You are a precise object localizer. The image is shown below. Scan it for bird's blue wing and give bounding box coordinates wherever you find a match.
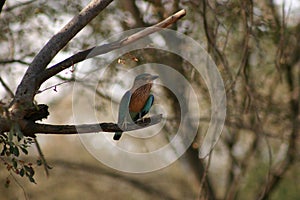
[117,90,132,124]
[114,91,131,140]
[141,94,154,117]
[133,94,154,121]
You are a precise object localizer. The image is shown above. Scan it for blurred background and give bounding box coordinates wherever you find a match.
[0,0,299,199]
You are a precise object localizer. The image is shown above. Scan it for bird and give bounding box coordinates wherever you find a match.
[113,73,159,140]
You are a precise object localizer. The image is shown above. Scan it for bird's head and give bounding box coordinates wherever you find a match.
[134,73,158,83]
[132,73,159,89]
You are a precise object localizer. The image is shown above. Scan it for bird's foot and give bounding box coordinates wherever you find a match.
[136,117,147,124]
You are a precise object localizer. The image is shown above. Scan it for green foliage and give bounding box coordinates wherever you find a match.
[239,160,269,199]
[0,124,38,186]
[270,164,300,200]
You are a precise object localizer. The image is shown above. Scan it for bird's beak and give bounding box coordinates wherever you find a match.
[150,75,159,80]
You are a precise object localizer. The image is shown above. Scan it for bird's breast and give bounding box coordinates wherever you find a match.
[129,84,151,112]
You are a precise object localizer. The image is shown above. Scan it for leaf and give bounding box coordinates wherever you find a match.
[36,159,42,166]
[12,146,20,157]
[12,158,17,169]
[20,147,28,155]
[9,144,14,154]
[28,176,36,184]
[20,168,25,177]
[0,145,7,156]
[24,166,34,176]
[24,165,36,184]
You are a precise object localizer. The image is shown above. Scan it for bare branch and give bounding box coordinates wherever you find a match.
[2,0,36,12]
[226,0,252,92]
[34,138,51,177]
[202,0,232,81]
[0,59,30,65]
[38,9,186,85]
[53,74,119,105]
[22,114,163,136]
[12,0,114,108]
[120,0,146,28]
[8,172,28,200]
[0,76,14,98]
[36,80,70,94]
[0,0,6,14]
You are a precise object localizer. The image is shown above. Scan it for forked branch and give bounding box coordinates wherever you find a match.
[38,9,186,85]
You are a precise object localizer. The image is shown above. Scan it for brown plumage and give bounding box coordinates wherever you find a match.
[129,83,152,112]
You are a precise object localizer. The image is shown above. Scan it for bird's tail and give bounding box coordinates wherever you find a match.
[113,132,122,140]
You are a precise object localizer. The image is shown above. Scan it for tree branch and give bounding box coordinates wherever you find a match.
[120,0,146,28]
[21,114,162,136]
[38,9,186,86]
[0,76,14,98]
[0,0,6,14]
[0,59,30,65]
[12,0,114,108]
[202,0,232,81]
[2,0,35,12]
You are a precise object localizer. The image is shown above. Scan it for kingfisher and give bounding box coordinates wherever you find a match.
[113,73,159,140]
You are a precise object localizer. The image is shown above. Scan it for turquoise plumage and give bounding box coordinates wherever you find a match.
[113,73,158,140]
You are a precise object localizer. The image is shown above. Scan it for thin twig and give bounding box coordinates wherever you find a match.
[202,0,232,82]
[34,138,51,177]
[226,0,252,92]
[2,0,36,12]
[38,9,186,85]
[198,153,212,200]
[9,173,29,200]
[0,76,14,98]
[0,59,30,65]
[12,0,114,106]
[55,75,119,104]
[36,80,70,94]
